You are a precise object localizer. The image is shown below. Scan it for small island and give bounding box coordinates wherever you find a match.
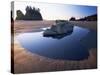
[43,20,73,36]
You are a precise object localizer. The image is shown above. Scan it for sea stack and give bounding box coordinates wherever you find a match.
[43,20,73,36]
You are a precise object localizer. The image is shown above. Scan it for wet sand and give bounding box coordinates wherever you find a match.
[12,20,97,74]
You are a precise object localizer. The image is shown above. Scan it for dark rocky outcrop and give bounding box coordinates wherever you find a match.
[43,20,73,36]
[69,14,97,21]
[78,14,97,21]
[69,17,76,21]
[16,6,43,20]
[16,10,24,20]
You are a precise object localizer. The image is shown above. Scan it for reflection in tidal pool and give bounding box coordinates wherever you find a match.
[16,26,97,60]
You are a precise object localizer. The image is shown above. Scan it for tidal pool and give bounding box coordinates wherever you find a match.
[16,26,97,60]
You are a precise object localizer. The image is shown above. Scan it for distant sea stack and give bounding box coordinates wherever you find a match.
[77,14,97,21]
[16,6,43,20]
[69,14,97,21]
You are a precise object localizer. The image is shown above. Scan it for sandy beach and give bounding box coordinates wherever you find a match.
[12,20,97,74]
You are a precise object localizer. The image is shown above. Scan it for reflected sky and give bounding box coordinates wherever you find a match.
[14,1,97,20]
[16,26,97,60]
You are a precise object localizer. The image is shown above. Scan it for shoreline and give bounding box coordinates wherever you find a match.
[12,20,97,73]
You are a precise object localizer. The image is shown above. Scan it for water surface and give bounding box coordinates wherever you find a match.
[16,26,97,60]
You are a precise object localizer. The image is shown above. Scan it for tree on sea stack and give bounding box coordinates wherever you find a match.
[69,17,76,21]
[16,10,24,20]
[16,6,43,20]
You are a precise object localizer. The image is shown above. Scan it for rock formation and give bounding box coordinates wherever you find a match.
[16,6,43,20]
[43,20,73,36]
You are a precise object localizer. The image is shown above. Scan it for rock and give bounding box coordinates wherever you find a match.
[43,21,73,36]
[43,31,73,39]
[43,29,57,36]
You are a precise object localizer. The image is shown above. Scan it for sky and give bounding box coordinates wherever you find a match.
[13,1,97,20]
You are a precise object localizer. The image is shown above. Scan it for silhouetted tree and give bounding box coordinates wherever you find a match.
[77,14,97,21]
[16,10,24,20]
[69,17,76,21]
[16,6,43,20]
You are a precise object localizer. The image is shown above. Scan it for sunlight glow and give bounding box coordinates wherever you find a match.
[14,1,97,20]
